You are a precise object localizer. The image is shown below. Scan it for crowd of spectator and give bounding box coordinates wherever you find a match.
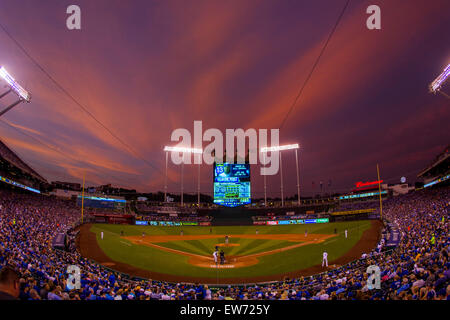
[0,186,448,300]
[252,214,312,222]
[137,214,212,223]
[136,203,198,214]
[335,199,380,212]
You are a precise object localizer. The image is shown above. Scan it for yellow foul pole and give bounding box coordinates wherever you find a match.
[81,173,85,223]
[376,164,383,220]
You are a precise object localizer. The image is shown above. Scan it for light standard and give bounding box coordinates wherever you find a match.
[429,63,450,99]
[163,146,203,207]
[0,66,31,117]
[261,144,300,207]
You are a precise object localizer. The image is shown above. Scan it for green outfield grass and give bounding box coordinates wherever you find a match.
[90,221,372,280]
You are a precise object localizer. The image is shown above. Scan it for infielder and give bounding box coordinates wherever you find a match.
[322,251,328,267]
[345,229,348,239]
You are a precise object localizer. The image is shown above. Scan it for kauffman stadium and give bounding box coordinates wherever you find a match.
[0,0,449,310]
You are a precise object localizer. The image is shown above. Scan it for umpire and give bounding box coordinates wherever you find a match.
[219,250,225,265]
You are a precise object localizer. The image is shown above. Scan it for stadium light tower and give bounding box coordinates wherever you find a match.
[261,143,300,207]
[429,63,450,99]
[0,66,31,117]
[163,146,203,207]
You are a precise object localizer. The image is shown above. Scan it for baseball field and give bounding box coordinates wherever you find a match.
[77,220,382,284]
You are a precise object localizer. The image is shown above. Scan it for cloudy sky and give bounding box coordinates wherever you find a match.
[0,0,449,198]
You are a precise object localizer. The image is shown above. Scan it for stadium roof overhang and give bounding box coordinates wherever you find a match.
[0,138,47,184]
[417,148,450,179]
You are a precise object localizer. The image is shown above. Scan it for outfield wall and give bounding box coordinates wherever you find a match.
[253,218,329,225]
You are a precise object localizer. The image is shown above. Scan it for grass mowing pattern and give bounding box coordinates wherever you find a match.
[156,238,294,256]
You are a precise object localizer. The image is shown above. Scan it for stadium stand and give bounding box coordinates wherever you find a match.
[0,135,448,300]
[0,184,448,300]
[418,145,450,183]
[0,140,46,186]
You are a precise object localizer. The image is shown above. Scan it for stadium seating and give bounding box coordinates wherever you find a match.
[0,186,448,300]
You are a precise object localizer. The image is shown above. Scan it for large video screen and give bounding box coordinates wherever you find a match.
[76,196,126,209]
[213,163,250,207]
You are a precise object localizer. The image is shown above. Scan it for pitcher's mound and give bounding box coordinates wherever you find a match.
[216,243,240,247]
[188,256,258,268]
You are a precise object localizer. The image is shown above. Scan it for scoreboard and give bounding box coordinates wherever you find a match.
[213,163,250,207]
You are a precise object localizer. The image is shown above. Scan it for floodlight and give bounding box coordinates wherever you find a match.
[164,146,203,154]
[163,145,203,207]
[0,66,31,102]
[260,143,299,153]
[260,142,301,208]
[429,64,450,93]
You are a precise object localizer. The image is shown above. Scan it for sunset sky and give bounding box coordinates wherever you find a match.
[0,0,449,198]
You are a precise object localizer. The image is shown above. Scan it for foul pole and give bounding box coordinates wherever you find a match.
[376,164,383,220]
[81,173,85,223]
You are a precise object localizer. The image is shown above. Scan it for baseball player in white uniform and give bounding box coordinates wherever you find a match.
[322,251,328,267]
[101,231,104,240]
[345,229,348,239]
[213,250,218,264]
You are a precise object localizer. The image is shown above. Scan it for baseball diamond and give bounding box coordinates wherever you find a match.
[0,0,448,307]
[77,220,382,284]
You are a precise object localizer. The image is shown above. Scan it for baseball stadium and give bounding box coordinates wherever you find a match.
[0,0,449,304]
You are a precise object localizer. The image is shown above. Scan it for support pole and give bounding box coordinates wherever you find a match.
[377,164,383,220]
[164,151,168,202]
[280,151,284,207]
[0,89,12,99]
[295,148,300,206]
[181,161,184,207]
[197,154,201,207]
[438,90,450,99]
[263,152,267,207]
[0,99,23,117]
[81,173,85,223]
